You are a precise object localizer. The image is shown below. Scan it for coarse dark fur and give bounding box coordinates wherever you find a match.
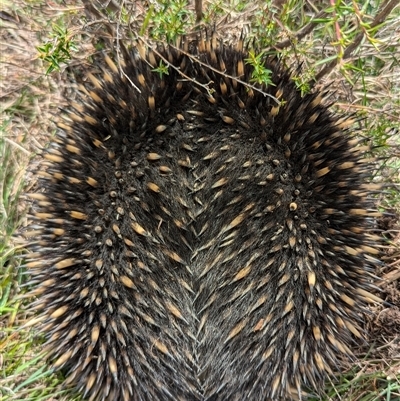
[25,33,382,400]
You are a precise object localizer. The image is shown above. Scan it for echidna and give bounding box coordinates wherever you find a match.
[25,33,382,401]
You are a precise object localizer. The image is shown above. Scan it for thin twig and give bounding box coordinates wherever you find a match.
[131,35,280,102]
[115,0,142,93]
[4,137,31,155]
[137,37,217,96]
[273,10,329,50]
[166,41,280,103]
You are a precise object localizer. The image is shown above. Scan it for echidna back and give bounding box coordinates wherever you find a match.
[26,35,381,401]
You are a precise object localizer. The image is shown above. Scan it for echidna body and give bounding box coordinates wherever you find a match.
[26,34,381,400]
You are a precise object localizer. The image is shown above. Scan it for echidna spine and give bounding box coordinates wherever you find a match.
[25,34,382,401]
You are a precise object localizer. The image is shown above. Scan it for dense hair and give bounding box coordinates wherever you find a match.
[26,34,381,400]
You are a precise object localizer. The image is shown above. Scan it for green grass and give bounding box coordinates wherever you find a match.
[1,0,399,400]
